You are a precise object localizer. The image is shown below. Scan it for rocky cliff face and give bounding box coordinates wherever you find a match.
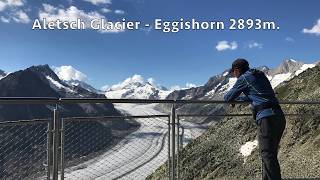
[148,65,320,179]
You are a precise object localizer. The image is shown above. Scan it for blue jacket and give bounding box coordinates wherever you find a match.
[224,69,280,121]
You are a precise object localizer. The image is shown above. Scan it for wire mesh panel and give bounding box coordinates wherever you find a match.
[177,117,210,149]
[0,120,50,180]
[62,116,170,180]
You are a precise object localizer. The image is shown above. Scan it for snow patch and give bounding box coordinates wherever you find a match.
[223,71,229,76]
[219,77,237,93]
[240,140,258,159]
[295,64,316,76]
[205,82,221,97]
[158,90,172,99]
[268,63,315,88]
[270,73,292,88]
[46,76,75,93]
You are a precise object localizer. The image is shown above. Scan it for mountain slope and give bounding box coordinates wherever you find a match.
[66,79,103,94]
[165,59,315,102]
[155,59,317,123]
[266,59,316,88]
[0,65,140,179]
[0,65,120,120]
[148,64,320,179]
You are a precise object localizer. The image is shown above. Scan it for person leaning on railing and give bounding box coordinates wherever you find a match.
[224,58,286,180]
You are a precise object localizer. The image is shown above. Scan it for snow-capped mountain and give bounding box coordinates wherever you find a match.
[104,75,172,99]
[266,59,316,88]
[166,59,317,101]
[0,65,121,121]
[52,65,103,94]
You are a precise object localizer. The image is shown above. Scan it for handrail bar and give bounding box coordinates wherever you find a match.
[0,118,51,126]
[1,97,320,105]
[178,113,320,118]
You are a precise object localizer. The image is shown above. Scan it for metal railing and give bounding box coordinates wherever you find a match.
[0,97,320,180]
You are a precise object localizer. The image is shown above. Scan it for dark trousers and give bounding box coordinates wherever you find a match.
[258,113,286,180]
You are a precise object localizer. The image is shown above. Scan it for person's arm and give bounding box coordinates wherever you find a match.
[224,77,248,102]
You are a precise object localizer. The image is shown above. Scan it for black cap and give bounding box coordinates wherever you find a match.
[229,58,250,73]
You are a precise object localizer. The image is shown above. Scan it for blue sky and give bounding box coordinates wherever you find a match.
[0,0,319,89]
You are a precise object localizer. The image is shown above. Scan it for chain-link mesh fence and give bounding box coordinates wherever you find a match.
[0,99,319,180]
[61,116,170,180]
[0,120,50,180]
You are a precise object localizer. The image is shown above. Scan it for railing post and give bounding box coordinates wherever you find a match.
[171,103,176,180]
[177,116,180,180]
[168,116,171,180]
[180,126,184,150]
[53,106,60,180]
[60,118,65,180]
[46,120,53,180]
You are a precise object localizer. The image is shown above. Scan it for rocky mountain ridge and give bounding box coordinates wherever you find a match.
[148,63,320,179]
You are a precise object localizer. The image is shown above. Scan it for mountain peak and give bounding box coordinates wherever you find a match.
[28,64,51,72]
[269,59,304,76]
[27,64,61,82]
[105,74,171,99]
[285,59,297,63]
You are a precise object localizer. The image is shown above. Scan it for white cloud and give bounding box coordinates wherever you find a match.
[0,16,10,23]
[114,9,125,15]
[83,0,112,5]
[0,0,29,24]
[7,0,24,6]
[52,65,88,82]
[42,3,57,13]
[170,85,181,91]
[101,84,110,91]
[147,77,156,86]
[186,83,196,88]
[39,4,102,24]
[170,83,197,91]
[248,41,263,49]
[285,37,295,42]
[303,19,320,36]
[39,4,124,33]
[109,74,145,90]
[101,8,111,13]
[0,0,24,11]
[0,2,6,11]
[0,10,30,24]
[215,41,238,51]
[12,10,30,23]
